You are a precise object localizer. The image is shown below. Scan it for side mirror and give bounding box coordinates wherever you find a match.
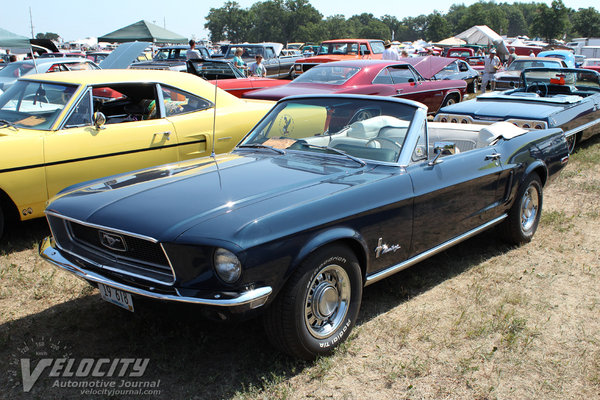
[428,141,457,166]
[93,111,106,129]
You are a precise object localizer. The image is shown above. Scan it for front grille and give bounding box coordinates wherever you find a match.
[69,222,168,266]
[48,216,176,284]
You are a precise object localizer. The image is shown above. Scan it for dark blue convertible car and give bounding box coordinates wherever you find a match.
[435,68,600,153]
[40,95,569,359]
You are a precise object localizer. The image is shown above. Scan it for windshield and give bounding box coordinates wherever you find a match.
[292,65,360,85]
[0,63,35,78]
[239,97,417,163]
[225,46,265,58]
[153,48,185,61]
[523,69,600,90]
[0,80,78,130]
[188,60,244,79]
[508,60,560,71]
[318,43,360,55]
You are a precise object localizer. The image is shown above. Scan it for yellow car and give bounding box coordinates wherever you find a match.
[0,69,273,237]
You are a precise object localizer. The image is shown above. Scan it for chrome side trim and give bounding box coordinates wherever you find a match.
[40,237,272,307]
[365,214,507,286]
[45,211,159,243]
[563,118,600,138]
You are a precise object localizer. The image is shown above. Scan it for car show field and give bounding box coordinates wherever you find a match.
[2,1,600,397]
[0,133,598,399]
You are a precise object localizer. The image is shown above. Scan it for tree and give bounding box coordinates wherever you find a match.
[531,0,571,41]
[323,15,355,39]
[503,6,528,37]
[204,1,251,43]
[282,0,322,42]
[571,7,600,37]
[381,15,405,41]
[347,13,389,39]
[36,32,60,41]
[425,12,451,42]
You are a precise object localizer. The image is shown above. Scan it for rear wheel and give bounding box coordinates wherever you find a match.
[501,174,543,245]
[566,134,576,154]
[263,244,362,360]
[441,94,459,108]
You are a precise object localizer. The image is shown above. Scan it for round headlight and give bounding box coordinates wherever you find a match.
[522,123,530,129]
[440,117,447,123]
[214,248,241,283]
[534,124,543,130]
[450,118,458,123]
[461,118,469,124]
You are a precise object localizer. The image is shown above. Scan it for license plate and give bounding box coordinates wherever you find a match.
[98,283,134,312]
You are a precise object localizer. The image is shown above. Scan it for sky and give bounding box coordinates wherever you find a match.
[1,0,598,42]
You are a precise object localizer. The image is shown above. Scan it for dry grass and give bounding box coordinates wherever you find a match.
[0,135,599,400]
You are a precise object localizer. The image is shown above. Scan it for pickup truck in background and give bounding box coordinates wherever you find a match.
[223,43,303,79]
[291,39,385,77]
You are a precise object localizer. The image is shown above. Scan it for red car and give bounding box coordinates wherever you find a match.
[243,60,466,113]
[187,58,289,98]
[582,58,600,73]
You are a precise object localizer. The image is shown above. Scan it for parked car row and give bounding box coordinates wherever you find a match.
[1,39,598,361]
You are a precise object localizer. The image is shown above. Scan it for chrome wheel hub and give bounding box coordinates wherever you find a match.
[304,264,351,339]
[520,186,539,232]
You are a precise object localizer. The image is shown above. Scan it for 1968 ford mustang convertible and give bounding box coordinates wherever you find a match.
[434,67,600,153]
[40,95,569,359]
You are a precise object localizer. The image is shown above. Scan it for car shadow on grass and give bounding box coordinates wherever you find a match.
[0,229,514,400]
[0,219,50,254]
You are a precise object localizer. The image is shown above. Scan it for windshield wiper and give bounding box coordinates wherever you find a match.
[301,144,366,167]
[0,119,18,130]
[237,143,286,154]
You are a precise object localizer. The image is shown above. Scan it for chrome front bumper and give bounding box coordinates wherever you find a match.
[39,236,272,308]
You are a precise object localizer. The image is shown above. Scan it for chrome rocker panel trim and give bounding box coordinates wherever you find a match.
[40,236,272,308]
[365,214,507,286]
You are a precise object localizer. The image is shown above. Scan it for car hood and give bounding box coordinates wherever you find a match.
[243,83,340,100]
[439,95,568,120]
[47,152,393,246]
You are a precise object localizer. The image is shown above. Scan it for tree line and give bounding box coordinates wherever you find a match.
[204,0,600,44]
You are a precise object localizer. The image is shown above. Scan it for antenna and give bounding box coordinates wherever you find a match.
[211,76,217,158]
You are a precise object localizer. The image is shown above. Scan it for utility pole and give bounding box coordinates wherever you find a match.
[29,7,34,38]
[163,17,166,29]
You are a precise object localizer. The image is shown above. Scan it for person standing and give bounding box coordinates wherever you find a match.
[382,40,399,61]
[508,47,517,66]
[249,55,267,77]
[232,48,246,71]
[186,40,202,60]
[481,48,501,93]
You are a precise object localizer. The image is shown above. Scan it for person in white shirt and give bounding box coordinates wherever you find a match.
[186,40,202,60]
[382,40,399,61]
[481,48,501,93]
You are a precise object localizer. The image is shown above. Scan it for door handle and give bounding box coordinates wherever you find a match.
[153,131,171,140]
[485,153,501,160]
[396,89,403,94]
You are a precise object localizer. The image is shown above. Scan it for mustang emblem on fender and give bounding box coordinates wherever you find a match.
[375,238,401,258]
[99,231,127,252]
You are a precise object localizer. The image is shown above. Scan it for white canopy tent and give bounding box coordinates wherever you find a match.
[455,25,509,57]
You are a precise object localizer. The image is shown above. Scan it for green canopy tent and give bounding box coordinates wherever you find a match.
[0,27,30,48]
[98,20,187,44]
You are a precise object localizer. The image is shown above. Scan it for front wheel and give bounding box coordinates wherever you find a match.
[263,244,363,360]
[501,174,543,245]
[0,206,4,240]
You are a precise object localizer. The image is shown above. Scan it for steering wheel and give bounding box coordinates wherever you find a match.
[349,108,379,124]
[366,137,402,152]
[526,82,548,97]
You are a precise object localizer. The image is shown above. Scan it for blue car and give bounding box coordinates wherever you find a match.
[435,67,600,153]
[40,95,569,359]
[537,50,576,68]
